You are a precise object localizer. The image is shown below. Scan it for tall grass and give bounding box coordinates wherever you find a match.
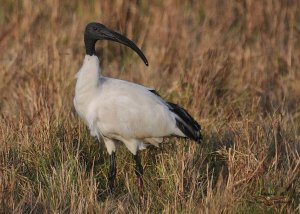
[0,0,299,213]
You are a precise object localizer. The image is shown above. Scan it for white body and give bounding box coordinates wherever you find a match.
[74,55,184,155]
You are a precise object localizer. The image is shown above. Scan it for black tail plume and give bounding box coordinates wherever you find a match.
[167,102,202,142]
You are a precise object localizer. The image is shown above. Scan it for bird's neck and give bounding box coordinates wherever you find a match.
[75,55,101,99]
[84,36,96,56]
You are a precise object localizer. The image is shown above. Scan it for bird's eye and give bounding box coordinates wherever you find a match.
[93,27,97,31]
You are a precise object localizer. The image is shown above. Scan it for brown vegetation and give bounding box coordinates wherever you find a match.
[0,0,299,213]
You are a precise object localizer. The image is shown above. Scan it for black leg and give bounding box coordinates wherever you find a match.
[108,152,116,192]
[134,152,146,205]
[133,152,144,191]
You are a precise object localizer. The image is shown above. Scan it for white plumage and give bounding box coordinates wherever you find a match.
[74,55,185,155]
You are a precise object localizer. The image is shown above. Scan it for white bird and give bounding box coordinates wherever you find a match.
[74,22,202,190]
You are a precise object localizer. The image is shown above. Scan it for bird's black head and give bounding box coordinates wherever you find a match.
[84,22,148,66]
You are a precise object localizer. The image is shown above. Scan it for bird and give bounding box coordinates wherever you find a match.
[74,22,202,191]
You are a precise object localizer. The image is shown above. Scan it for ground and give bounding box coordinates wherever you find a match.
[0,0,299,213]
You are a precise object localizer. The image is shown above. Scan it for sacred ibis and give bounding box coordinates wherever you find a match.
[74,22,202,190]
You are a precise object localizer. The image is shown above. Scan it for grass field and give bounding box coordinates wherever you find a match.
[0,0,300,213]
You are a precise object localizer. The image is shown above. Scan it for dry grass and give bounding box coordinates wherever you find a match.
[0,0,300,213]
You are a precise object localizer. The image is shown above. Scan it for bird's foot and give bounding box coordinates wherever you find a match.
[137,176,144,192]
[137,176,146,206]
[107,180,115,195]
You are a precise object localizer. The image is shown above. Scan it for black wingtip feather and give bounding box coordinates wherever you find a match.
[168,102,202,143]
[149,89,161,97]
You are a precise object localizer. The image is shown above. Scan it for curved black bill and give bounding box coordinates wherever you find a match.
[100,27,148,66]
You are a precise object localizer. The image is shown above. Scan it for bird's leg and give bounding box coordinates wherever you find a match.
[133,152,144,192]
[108,152,116,193]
